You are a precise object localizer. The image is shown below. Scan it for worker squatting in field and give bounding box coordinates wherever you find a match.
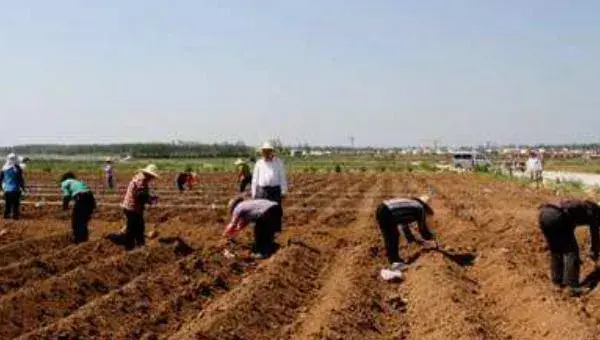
[224,196,283,259]
[119,164,160,250]
[60,172,96,243]
[538,199,600,296]
[376,195,438,276]
[1,153,27,220]
[176,167,197,193]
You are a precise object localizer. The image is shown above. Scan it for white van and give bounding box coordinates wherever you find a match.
[452,151,492,170]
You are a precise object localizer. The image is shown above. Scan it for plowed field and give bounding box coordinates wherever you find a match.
[1,172,600,340]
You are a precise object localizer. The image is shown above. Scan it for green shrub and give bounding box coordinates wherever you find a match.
[334,164,342,173]
[419,162,435,172]
[474,164,491,173]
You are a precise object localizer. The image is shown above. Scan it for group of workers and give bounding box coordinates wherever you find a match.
[2,146,600,297]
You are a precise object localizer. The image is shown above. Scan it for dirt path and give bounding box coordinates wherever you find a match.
[287,175,385,339]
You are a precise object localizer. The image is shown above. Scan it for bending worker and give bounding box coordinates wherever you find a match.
[375,195,438,271]
[538,198,600,296]
[121,164,159,250]
[60,172,96,243]
[251,142,287,204]
[224,196,283,259]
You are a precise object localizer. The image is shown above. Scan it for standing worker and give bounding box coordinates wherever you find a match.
[235,159,252,193]
[121,164,159,250]
[375,195,438,273]
[526,151,543,188]
[104,157,115,190]
[60,172,96,243]
[0,153,26,220]
[224,196,283,259]
[538,198,600,296]
[251,142,288,205]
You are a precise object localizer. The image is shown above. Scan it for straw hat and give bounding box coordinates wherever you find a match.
[260,142,274,150]
[105,157,113,163]
[234,158,246,165]
[139,164,160,178]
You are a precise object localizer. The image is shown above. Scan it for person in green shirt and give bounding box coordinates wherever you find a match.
[60,172,96,243]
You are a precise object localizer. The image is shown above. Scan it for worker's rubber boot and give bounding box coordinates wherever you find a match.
[550,253,565,287]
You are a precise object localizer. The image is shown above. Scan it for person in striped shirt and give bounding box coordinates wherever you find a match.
[375,195,438,271]
[60,172,96,243]
[120,164,159,250]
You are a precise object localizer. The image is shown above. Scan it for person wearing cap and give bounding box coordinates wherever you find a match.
[538,198,600,296]
[176,167,196,193]
[0,153,26,220]
[375,195,438,271]
[235,159,252,193]
[120,164,159,250]
[60,172,96,243]
[526,151,543,188]
[224,196,283,259]
[251,142,288,205]
[104,157,115,190]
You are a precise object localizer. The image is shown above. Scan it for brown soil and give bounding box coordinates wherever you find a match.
[2,172,600,340]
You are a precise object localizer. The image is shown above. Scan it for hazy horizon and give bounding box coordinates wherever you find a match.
[1,1,599,147]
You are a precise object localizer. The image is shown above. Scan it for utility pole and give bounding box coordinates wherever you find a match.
[349,136,355,148]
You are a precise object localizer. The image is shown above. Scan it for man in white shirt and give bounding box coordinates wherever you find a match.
[526,151,543,188]
[251,142,288,210]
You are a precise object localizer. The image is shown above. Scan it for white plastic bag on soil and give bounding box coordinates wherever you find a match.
[380,268,403,281]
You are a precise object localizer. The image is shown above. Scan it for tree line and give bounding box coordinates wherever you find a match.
[0,143,256,158]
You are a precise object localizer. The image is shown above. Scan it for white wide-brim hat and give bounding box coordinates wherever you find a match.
[234,158,245,165]
[260,142,274,150]
[139,164,160,178]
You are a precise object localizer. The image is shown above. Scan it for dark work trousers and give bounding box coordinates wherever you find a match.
[256,186,282,204]
[124,209,146,251]
[106,176,114,190]
[239,175,252,193]
[254,205,283,255]
[72,192,96,243]
[539,207,580,287]
[376,204,403,264]
[3,191,21,220]
[177,180,186,193]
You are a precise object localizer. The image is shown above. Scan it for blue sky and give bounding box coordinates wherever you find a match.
[0,0,598,147]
